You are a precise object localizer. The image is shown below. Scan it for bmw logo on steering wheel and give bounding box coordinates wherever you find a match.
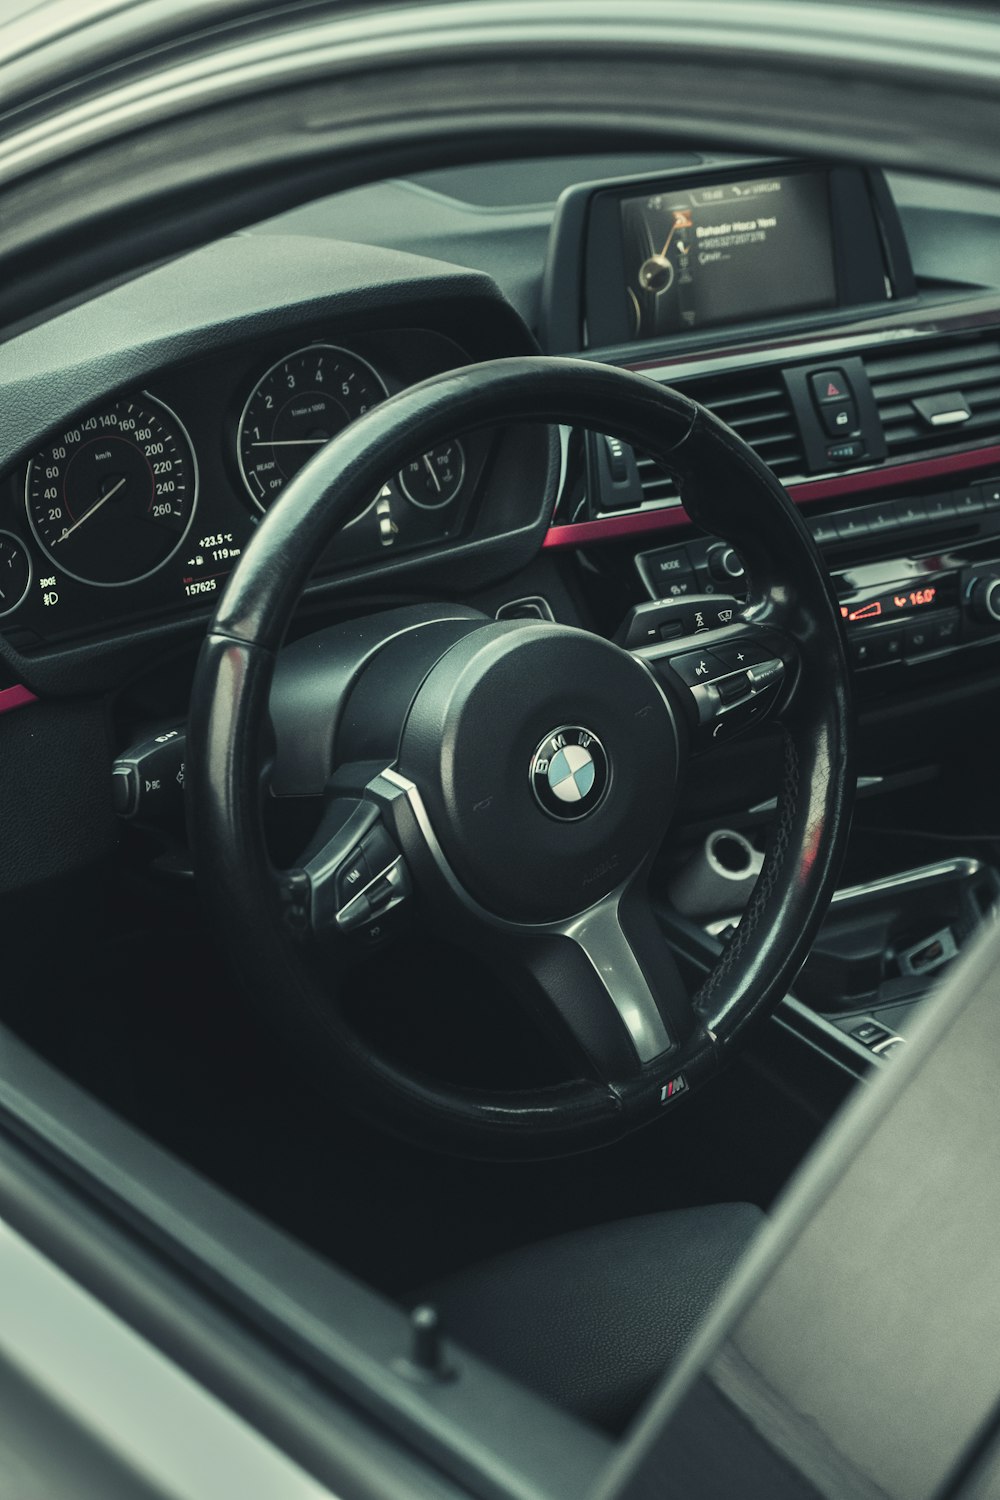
[530,726,610,820]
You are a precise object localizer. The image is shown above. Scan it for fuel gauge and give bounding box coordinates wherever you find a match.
[398,440,465,510]
[0,531,31,618]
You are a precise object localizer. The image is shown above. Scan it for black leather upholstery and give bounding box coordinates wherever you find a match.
[422,1203,764,1433]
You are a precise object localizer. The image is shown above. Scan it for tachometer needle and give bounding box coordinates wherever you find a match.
[422,453,442,493]
[250,439,328,447]
[55,475,126,542]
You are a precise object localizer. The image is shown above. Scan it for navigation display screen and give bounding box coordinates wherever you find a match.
[620,172,838,340]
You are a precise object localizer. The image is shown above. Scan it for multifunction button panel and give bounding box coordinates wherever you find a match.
[617,595,788,744]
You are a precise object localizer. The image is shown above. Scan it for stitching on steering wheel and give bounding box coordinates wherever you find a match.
[692,731,800,1005]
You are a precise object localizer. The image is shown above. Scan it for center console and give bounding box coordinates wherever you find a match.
[538,155,1000,1078]
[631,473,1000,684]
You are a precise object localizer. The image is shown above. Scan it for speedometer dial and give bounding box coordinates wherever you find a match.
[237,343,387,511]
[25,394,197,587]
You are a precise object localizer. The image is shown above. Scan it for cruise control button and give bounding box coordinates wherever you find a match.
[668,649,727,686]
[717,674,751,705]
[746,659,783,690]
[658,620,685,642]
[714,639,775,672]
[710,689,775,741]
[337,890,374,931]
[619,600,699,648]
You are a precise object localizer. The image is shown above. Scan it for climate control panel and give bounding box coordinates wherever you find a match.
[634,472,1000,688]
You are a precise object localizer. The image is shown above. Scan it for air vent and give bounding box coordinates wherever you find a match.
[634,368,806,506]
[634,451,680,506]
[866,334,1000,460]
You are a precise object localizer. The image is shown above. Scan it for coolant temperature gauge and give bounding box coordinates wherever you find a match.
[0,531,31,617]
[398,440,465,510]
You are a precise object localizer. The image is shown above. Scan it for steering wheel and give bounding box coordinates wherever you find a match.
[187,357,853,1159]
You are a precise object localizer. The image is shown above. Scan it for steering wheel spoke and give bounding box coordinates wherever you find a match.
[512,883,704,1082]
[367,764,699,1083]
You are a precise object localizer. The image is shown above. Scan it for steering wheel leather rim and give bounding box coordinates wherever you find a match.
[188,356,854,1158]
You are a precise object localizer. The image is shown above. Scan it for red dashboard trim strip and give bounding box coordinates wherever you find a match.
[0,684,38,716]
[544,507,690,548]
[543,444,1000,550]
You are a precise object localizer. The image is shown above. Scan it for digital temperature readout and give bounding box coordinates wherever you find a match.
[840,586,938,624]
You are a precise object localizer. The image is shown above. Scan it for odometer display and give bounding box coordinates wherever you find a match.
[25,394,197,587]
[237,343,387,511]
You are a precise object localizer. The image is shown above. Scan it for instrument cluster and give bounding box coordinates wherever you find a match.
[0,329,489,648]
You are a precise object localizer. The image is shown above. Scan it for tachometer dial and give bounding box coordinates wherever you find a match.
[237,343,387,511]
[0,531,31,617]
[397,440,466,510]
[25,395,197,587]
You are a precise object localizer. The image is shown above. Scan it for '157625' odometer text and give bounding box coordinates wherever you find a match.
[25,393,197,587]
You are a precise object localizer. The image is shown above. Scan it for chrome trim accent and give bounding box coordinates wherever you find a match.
[496,595,556,622]
[377,767,672,1063]
[560,899,674,1062]
[930,409,971,427]
[871,1034,906,1055]
[774,994,879,1067]
[705,858,984,938]
[832,858,983,907]
[529,724,609,821]
[335,856,410,932]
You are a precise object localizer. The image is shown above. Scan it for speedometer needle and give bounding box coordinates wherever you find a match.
[55,475,126,543]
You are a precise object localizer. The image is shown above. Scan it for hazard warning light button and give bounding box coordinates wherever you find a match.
[810,368,854,406]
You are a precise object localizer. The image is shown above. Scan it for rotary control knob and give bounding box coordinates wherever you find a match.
[969,573,1000,624]
[706,543,745,583]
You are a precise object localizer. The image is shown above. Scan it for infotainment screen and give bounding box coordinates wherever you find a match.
[620,171,837,339]
[540,161,914,354]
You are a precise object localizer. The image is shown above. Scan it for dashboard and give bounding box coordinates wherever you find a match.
[1,326,501,648]
[4,151,1000,759]
[0,228,562,661]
